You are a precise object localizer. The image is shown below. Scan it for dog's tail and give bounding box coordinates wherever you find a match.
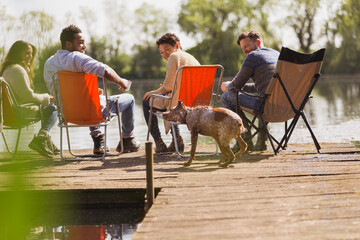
[235,135,247,157]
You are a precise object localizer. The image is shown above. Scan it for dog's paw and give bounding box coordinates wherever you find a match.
[219,162,229,168]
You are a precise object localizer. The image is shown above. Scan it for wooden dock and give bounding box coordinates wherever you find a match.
[1,142,360,239]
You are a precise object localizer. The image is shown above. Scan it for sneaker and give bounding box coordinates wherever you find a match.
[28,135,54,157]
[91,134,109,155]
[116,137,140,153]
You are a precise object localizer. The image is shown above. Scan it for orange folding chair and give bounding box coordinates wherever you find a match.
[146,65,224,157]
[0,77,41,159]
[52,72,122,161]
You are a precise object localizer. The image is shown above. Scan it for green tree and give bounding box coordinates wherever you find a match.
[178,0,277,76]
[18,11,55,50]
[286,0,322,53]
[0,5,16,61]
[323,0,360,73]
[130,3,170,79]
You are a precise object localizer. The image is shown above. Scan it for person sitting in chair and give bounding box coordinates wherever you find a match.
[221,30,279,151]
[142,33,200,153]
[0,40,58,157]
[44,25,140,154]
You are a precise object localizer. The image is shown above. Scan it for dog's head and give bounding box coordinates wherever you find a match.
[163,101,188,124]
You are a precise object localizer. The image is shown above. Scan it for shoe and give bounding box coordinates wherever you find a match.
[167,134,184,153]
[116,137,140,153]
[46,135,60,155]
[154,139,168,153]
[253,127,268,151]
[91,134,109,155]
[28,135,54,157]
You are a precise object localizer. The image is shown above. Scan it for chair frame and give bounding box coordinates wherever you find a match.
[52,72,122,161]
[236,48,325,155]
[146,65,224,158]
[0,77,41,159]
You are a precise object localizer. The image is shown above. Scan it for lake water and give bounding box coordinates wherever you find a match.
[1,74,360,152]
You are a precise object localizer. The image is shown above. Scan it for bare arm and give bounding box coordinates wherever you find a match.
[143,85,168,100]
[103,67,130,90]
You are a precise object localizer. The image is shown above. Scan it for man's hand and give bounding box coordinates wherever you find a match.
[118,78,131,91]
[98,88,103,95]
[143,90,156,101]
[49,95,55,102]
[221,81,230,92]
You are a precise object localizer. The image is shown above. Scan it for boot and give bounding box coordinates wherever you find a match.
[254,127,267,151]
[232,130,254,153]
[28,135,54,158]
[168,133,184,153]
[91,134,109,155]
[116,137,140,153]
[154,138,168,153]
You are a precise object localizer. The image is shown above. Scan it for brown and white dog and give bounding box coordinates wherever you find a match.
[163,101,247,167]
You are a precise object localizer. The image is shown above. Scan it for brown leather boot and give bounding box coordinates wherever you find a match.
[254,127,267,151]
[154,138,168,153]
[168,133,184,153]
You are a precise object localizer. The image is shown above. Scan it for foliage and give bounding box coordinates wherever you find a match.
[323,0,360,73]
[178,0,277,75]
[18,11,55,50]
[286,0,321,53]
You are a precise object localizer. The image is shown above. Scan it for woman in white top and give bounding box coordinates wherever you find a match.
[0,40,58,157]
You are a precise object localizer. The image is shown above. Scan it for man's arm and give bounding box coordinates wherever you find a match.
[103,67,130,90]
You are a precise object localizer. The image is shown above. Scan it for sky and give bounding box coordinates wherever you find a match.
[2,0,197,50]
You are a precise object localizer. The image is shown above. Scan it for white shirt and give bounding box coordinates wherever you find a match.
[44,49,109,96]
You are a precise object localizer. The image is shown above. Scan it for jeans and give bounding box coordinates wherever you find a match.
[221,91,263,113]
[40,102,58,132]
[90,93,135,138]
[142,96,166,141]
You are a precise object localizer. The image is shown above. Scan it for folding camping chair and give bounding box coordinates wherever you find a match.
[237,47,326,155]
[52,71,122,161]
[146,65,224,157]
[0,77,41,159]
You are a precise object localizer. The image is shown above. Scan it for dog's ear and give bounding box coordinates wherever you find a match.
[177,100,183,107]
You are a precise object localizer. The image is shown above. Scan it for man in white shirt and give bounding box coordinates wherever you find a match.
[44,25,139,154]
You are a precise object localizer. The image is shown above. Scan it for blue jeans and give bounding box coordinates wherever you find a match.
[221,91,263,113]
[90,93,135,138]
[142,96,167,141]
[41,102,58,132]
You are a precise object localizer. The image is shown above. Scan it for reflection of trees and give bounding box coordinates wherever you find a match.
[312,76,360,122]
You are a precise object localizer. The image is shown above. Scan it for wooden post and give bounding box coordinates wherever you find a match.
[145,141,154,212]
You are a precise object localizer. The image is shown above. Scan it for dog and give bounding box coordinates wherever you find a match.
[163,101,247,167]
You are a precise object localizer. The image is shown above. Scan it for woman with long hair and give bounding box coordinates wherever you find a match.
[0,40,58,157]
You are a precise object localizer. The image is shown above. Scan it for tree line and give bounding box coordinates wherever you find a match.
[1,0,359,93]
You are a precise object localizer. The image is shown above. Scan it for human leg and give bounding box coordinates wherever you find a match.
[28,103,58,157]
[221,91,262,151]
[167,124,184,153]
[142,97,168,153]
[106,94,140,153]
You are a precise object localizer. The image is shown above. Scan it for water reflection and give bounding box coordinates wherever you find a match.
[1,75,360,152]
[27,224,138,240]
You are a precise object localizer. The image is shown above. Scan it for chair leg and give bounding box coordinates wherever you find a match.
[301,112,321,153]
[1,128,21,159]
[116,99,123,154]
